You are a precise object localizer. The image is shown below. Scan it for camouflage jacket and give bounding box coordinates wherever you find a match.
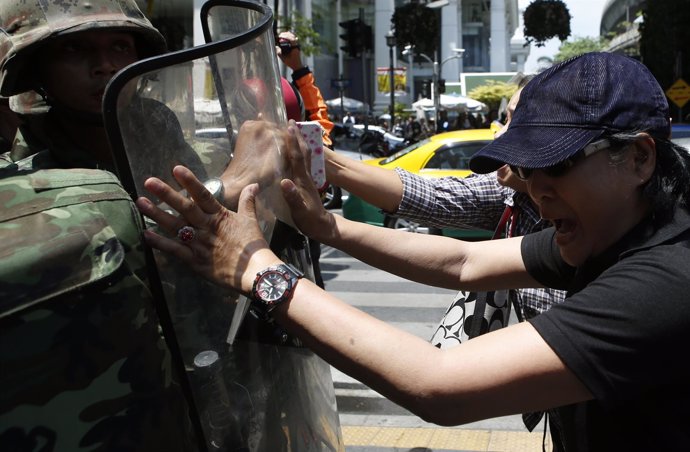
[0,114,199,451]
[0,113,110,173]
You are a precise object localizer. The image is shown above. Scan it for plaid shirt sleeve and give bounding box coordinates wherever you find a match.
[396,169,566,316]
[395,168,512,230]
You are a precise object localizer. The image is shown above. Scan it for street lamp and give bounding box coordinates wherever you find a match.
[405,47,465,133]
[402,45,415,102]
[433,48,465,132]
[386,29,396,132]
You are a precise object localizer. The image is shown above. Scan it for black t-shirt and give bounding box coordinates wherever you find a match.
[523,208,690,452]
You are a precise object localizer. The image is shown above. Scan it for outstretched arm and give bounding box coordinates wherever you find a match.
[325,147,404,213]
[135,163,591,426]
[200,122,537,291]
[288,186,529,291]
[326,147,510,230]
[277,31,334,145]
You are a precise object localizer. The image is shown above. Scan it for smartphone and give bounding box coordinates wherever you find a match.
[295,121,328,192]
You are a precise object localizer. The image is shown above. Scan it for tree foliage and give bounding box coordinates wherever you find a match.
[553,36,609,63]
[386,101,409,118]
[639,0,690,105]
[468,81,518,113]
[523,0,571,47]
[392,2,438,58]
[275,11,325,56]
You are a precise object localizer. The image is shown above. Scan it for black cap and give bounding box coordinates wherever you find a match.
[470,52,670,173]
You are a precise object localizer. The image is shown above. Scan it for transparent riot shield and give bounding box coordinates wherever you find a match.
[102,1,343,451]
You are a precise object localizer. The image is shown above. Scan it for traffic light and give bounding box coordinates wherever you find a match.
[339,19,359,57]
[339,18,372,57]
[421,79,432,98]
[438,79,446,94]
[361,23,373,52]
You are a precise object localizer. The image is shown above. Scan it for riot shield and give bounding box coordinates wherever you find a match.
[102,1,343,451]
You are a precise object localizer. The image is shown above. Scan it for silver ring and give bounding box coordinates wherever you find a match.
[177,225,196,243]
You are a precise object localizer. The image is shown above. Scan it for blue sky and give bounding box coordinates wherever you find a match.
[518,0,608,72]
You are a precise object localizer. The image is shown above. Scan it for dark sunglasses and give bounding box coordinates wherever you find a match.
[509,138,611,181]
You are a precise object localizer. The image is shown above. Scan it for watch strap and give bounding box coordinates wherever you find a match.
[281,262,305,280]
[291,66,311,82]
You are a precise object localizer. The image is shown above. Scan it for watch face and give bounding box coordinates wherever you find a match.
[256,270,290,303]
[203,178,224,200]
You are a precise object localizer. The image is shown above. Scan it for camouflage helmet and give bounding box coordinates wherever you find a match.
[0,0,167,97]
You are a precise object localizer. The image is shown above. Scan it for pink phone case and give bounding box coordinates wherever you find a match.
[296,121,328,191]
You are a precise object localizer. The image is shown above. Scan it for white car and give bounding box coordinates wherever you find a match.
[352,124,406,150]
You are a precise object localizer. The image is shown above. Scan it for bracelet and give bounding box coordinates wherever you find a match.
[291,66,312,82]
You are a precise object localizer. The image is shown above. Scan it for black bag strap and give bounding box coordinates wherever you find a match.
[491,205,514,240]
[469,291,490,337]
[468,206,517,338]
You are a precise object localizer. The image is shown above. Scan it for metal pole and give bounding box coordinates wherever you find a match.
[433,52,440,133]
[339,77,345,120]
[359,8,369,119]
[407,50,414,103]
[389,45,395,132]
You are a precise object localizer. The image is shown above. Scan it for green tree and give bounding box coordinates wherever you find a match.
[468,81,518,113]
[553,36,609,63]
[276,11,326,56]
[392,2,438,59]
[523,0,571,47]
[385,102,409,118]
[639,0,690,122]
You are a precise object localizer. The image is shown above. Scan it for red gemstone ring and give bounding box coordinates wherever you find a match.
[177,225,196,243]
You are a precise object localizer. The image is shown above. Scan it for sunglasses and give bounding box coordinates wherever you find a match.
[509,138,611,181]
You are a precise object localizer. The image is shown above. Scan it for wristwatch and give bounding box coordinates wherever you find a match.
[203,178,225,202]
[251,263,304,313]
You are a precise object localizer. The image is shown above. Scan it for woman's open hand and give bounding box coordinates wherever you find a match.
[279,123,338,242]
[136,165,281,293]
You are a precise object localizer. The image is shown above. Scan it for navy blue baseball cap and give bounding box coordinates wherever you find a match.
[469,52,670,174]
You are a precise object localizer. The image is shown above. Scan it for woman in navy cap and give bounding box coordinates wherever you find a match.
[136,52,690,451]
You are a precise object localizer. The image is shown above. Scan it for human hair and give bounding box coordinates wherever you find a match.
[606,130,690,225]
[508,72,536,90]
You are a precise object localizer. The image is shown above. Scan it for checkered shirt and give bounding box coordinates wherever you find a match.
[395,168,565,317]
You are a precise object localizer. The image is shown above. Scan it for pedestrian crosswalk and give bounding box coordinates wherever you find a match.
[317,244,548,452]
[320,246,455,339]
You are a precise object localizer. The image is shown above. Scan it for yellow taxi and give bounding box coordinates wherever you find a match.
[342,128,495,236]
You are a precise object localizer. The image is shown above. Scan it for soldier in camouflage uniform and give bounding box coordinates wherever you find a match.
[0,1,201,450]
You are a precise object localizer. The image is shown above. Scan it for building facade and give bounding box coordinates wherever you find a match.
[600,0,644,57]
[139,0,526,115]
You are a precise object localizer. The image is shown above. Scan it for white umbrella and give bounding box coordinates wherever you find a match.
[325,96,365,111]
[412,95,488,113]
[412,97,434,110]
[440,94,488,113]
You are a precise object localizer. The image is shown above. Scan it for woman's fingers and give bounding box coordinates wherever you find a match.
[280,178,303,209]
[135,195,186,236]
[142,228,197,262]
[171,166,223,216]
[237,183,260,220]
[141,175,198,223]
[285,121,311,186]
[140,166,220,232]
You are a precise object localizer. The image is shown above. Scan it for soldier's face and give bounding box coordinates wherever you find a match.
[38,30,139,114]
